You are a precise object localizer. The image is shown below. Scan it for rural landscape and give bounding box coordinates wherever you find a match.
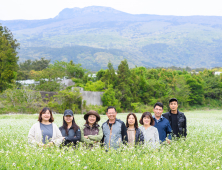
[1,3,222,170]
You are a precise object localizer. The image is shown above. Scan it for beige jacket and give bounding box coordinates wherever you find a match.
[28,122,63,146]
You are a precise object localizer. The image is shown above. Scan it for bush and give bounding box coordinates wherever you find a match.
[101,85,121,112]
[48,88,82,114]
[85,105,107,115]
[1,86,44,113]
[34,81,63,92]
[131,103,153,113]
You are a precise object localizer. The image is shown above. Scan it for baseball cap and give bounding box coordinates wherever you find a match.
[64,109,73,116]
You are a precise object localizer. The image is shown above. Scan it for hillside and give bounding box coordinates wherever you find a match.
[1,6,222,70]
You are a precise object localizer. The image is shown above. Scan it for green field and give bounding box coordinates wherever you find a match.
[0,110,222,169]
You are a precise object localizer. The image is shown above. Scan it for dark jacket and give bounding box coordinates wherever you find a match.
[59,126,81,146]
[80,124,103,144]
[162,110,187,138]
[83,124,99,136]
[135,128,144,145]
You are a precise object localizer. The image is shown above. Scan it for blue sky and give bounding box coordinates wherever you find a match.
[0,0,222,20]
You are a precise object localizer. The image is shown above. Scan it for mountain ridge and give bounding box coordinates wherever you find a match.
[1,6,222,70]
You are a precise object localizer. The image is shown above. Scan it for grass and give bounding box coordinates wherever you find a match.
[0,110,222,169]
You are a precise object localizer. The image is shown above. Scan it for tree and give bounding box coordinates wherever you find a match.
[66,60,86,79]
[17,58,51,80]
[84,80,105,91]
[19,58,50,71]
[0,25,19,92]
[96,69,106,80]
[101,85,121,112]
[186,75,204,105]
[115,59,133,110]
[101,61,117,88]
[169,75,190,107]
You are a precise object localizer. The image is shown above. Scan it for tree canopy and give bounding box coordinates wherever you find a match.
[0,25,19,92]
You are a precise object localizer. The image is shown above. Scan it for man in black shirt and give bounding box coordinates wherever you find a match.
[162,98,187,138]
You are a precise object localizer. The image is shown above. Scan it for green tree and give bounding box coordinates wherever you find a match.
[30,62,65,91]
[186,75,204,105]
[169,75,190,107]
[101,85,121,112]
[17,58,50,80]
[19,58,50,72]
[66,60,86,79]
[0,25,19,92]
[96,69,106,80]
[115,59,133,110]
[101,61,117,88]
[84,80,105,91]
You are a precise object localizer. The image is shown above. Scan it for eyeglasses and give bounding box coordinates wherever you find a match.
[107,112,116,115]
[154,108,163,111]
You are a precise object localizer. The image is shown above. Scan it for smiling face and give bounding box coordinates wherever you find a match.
[64,115,73,124]
[143,116,151,126]
[169,101,178,111]
[106,108,117,121]
[88,115,97,125]
[153,105,163,119]
[128,115,136,127]
[41,110,51,122]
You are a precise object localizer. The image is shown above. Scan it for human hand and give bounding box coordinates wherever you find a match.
[38,143,44,147]
[84,136,88,139]
[44,142,54,148]
[166,138,171,144]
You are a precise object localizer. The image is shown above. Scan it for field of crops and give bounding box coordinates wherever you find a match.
[0,110,222,169]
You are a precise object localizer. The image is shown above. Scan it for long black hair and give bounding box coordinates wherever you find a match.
[62,116,79,135]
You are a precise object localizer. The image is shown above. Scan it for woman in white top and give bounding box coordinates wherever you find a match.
[28,107,63,147]
[139,112,159,148]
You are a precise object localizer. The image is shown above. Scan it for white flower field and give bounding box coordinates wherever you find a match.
[0,110,222,169]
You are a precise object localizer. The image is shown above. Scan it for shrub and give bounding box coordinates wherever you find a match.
[131,102,153,113]
[85,105,106,115]
[48,88,82,114]
[1,86,44,113]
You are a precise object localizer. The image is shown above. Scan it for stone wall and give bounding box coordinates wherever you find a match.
[40,88,104,106]
[81,91,104,106]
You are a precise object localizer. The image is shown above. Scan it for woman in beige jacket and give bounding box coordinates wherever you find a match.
[28,107,63,147]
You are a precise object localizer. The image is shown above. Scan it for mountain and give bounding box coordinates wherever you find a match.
[1,6,222,70]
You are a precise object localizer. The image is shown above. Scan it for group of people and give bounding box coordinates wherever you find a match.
[28,98,187,150]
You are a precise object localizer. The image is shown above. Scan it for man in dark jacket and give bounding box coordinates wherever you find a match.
[162,98,187,138]
[102,106,128,150]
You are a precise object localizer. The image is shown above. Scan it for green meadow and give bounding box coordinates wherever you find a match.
[0,110,222,169]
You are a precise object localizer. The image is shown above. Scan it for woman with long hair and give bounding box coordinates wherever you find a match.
[126,113,144,146]
[80,110,103,146]
[59,109,81,146]
[139,112,159,147]
[28,107,63,147]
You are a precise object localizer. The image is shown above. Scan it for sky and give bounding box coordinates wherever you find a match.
[0,0,222,20]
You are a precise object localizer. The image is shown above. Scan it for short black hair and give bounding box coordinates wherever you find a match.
[106,106,116,112]
[169,98,178,104]
[154,102,163,109]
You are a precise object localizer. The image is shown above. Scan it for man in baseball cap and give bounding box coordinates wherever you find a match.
[162,98,187,138]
